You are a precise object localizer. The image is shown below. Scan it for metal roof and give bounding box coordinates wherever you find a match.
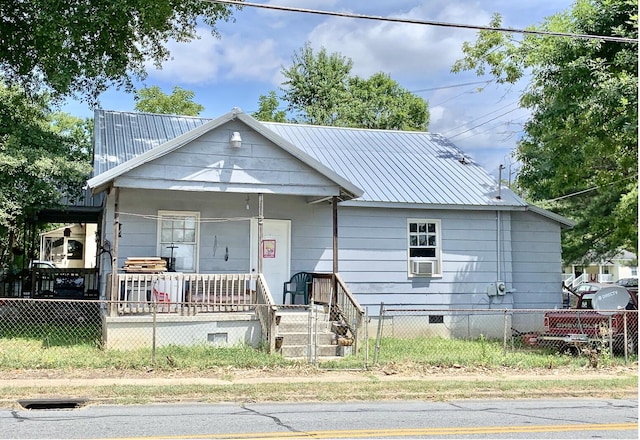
[92,109,540,211]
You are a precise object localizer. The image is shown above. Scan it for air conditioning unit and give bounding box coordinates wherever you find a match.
[411,259,434,275]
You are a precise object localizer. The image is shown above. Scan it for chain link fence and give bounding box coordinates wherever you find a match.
[0,298,637,369]
[370,305,638,365]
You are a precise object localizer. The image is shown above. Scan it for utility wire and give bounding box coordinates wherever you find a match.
[204,0,639,44]
[542,174,638,203]
[447,107,522,140]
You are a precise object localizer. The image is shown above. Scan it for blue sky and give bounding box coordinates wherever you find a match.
[63,0,575,177]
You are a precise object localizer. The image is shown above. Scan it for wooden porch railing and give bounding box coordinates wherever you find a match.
[108,272,275,315]
[307,272,364,350]
[333,273,365,351]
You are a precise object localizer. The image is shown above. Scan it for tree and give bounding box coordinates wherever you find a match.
[0,83,92,269]
[452,0,638,263]
[252,91,287,123]
[281,43,353,126]
[341,72,429,131]
[0,1,237,103]
[255,43,429,130]
[134,86,204,116]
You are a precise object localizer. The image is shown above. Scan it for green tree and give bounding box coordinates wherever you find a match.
[0,1,237,103]
[281,43,353,126]
[266,42,429,130]
[134,86,204,116]
[341,72,429,131]
[252,91,287,122]
[452,0,638,263]
[0,83,92,268]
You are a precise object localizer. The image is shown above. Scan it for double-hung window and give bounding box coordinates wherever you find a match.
[408,219,441,276]
[157,211,199,272]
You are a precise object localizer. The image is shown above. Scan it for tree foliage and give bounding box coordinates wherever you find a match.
[0,0,237,103]
[134,85,204,116]
[0,83,92,268]
[255,43,429,131]
[452,0,638,263]
[252,91,287,123]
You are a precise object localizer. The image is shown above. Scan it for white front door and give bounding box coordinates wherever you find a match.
[250,219,291,302]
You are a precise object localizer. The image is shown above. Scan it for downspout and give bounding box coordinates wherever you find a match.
[496,166,503,284]
[497,210,501,283]
[110,186,120,316]
[258,193,264,275]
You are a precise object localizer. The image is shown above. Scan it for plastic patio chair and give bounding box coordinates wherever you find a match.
[283,272,312,304]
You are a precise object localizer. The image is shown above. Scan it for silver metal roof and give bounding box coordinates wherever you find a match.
[93,109,526,207]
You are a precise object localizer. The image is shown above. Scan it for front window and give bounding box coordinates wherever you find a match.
[408,219,441,276]
[157,211,199,272]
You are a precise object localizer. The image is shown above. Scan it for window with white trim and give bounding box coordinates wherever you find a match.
[157,211,199,272]
[408,219,442,276]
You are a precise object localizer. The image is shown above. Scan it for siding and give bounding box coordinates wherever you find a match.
[510,211,563,308]
[115,120,341,197]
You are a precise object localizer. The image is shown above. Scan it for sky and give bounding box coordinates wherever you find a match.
[62,0,576,178]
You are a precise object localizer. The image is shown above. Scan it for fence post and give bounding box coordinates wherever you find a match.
[502,309,508,357]
[373,302,384,365]
[623,312,628,364]
[364,307,369,370]
[151,300,157,365]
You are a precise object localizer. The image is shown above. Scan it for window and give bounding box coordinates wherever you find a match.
[408,219,441,276]
[157,211,200,272]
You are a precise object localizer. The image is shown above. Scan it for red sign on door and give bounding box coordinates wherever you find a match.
[262,239,276,258]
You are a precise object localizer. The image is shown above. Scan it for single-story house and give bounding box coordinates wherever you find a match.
[86,108,574,352]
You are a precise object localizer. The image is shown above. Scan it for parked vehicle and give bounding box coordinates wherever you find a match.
[616,277,638,295]
[539,284,638,355]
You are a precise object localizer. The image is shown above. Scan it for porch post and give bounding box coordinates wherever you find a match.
[110,187,120,315]
[332,196,338,303]
[332,196,338,274]
[258,193,264,274]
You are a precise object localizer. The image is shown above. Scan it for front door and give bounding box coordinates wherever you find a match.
[250,219,291,302]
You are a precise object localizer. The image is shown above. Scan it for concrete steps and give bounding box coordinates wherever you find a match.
[275,308,352,359]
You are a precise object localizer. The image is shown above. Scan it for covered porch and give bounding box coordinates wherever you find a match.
[103,271,364,355]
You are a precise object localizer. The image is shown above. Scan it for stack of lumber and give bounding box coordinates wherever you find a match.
[123,257,167,273]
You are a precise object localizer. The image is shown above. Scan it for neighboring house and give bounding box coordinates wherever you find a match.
[563,250,638,287]
[84,108,574,349]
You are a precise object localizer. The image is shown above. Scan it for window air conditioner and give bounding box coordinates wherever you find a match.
[411,259,434,275]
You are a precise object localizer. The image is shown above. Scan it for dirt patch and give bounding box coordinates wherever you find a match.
[2,362,637,383]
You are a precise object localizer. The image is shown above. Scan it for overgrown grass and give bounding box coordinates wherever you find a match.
[0,324,636,371]
[320,336,638,370]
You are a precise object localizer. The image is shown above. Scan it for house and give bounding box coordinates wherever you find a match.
[85,108,574,351]
[563,250,638,287]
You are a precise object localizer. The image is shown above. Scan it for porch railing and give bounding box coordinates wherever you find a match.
[254,273,277,353]
[334,273,365,351]
[109,272,275,316]
[0,268,99,299]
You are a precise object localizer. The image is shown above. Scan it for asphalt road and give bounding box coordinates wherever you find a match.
[1,398,637,439]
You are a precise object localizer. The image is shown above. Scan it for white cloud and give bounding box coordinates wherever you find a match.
[305,1,492,78]
[145,29,285,85]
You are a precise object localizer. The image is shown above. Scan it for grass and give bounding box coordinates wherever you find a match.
[0,327,637,405]
[0,324,636,371]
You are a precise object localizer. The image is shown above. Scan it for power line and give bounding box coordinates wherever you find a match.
[203,0,639,44]
[447,107,522,140]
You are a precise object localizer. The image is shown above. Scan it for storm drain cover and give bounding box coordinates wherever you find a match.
[18,398,88,410]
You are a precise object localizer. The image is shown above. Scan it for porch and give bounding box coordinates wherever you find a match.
[103,271,364,357]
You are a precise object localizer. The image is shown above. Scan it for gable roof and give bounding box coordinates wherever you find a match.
[88,109,363,199]
[90,109,574,227]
